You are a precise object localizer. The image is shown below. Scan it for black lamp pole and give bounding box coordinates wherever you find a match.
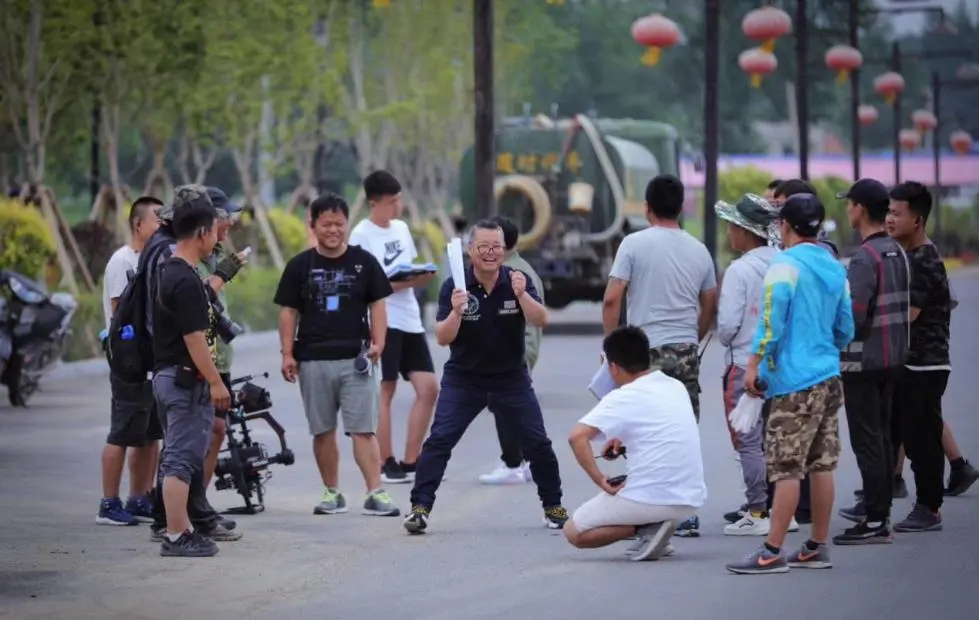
[473,0,496,219]
[703,0,720,261]
[795,0,810,180]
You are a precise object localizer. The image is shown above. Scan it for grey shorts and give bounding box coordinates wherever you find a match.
[152,367,215,485]
[298,358,378,436]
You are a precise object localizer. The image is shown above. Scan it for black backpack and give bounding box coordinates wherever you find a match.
[106,265,152,382]
[106,235,171,382]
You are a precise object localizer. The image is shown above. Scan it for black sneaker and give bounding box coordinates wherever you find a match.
[838,501,866,523]
[946,461,979,496]
[894,503,943,532]
[893,476,909,499]
[403,505,430,535]
[159,530,219,557]
[724,504,748,523]
[382,457,409,484]
[150,524,165,542]
[399,460,417,483]
[832,521,893,545]
[217,515,237,531]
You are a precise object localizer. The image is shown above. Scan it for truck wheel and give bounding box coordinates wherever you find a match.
[544,292,572,310]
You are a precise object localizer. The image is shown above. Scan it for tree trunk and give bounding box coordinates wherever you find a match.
[103,102,129,244]
[231,139,284,269]
[142,135,173,199]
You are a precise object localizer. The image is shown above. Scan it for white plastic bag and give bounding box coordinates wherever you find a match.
[729,393,764,435]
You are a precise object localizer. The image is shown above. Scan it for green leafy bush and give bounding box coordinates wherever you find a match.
[224,267,283,332]
[0,199,56,280]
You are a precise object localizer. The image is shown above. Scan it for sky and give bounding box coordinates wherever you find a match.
[881,0,978,34]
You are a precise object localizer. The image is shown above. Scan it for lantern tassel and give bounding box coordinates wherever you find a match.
[751,73,762,89]
[373,0,390,6]
[641,47,662,66]
[762,38,776,53]
[836,69,848,85]
[885,93,896,105]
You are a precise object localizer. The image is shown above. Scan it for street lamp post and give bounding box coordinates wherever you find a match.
[795,0,810,180]
[848,0,860,180]
[703,0,720,261]
[891,42,902,184]
[473,0,495,219]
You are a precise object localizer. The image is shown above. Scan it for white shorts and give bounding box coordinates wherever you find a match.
[571,492,696,533]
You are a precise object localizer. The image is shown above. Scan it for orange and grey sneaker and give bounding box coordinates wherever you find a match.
[543,506,569,529]
[726,545,789,575]
[787,542,832,569]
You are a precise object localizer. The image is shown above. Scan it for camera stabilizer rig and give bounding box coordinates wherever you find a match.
[213,372,296,514]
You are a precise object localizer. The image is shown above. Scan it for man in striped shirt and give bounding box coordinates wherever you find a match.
[833,179,910,545]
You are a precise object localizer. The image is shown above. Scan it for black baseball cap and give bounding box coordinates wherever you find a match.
[779,193,825,237]
[837,178,890,207]
[206,187,243,219]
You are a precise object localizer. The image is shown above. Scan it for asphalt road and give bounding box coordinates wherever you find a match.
[2,269,978,620]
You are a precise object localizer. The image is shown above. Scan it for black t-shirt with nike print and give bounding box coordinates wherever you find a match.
[274,246,392,361]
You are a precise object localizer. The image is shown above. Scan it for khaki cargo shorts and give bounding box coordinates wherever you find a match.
[765,376,844,482]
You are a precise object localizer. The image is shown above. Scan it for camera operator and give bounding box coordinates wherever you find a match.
[276,193,400,517]
[152,192,232,557]
[564,326,705,561]
[194,193,246,489]
[143,185,245,542]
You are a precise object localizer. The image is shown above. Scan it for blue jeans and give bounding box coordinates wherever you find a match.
[410,378,563,511]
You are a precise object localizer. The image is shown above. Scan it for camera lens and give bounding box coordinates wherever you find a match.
[353,356,369,374]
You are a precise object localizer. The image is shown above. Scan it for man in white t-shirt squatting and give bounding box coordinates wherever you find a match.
[349,171,438,484]
[565,326,706,561]
[602,174,717,538]
[96,196,163,527]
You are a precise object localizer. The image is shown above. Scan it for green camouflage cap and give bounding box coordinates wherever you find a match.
[158,184,213,221]
[714,193,778,241]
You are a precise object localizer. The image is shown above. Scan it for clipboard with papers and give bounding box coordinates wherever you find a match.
[386,263,437,282]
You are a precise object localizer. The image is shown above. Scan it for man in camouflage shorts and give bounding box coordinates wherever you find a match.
[726,193,854,575]
[603,175,718,537]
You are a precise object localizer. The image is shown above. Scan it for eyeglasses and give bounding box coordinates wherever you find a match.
[473,244,505,255]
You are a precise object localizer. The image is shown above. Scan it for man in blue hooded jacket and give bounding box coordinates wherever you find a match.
[727,193,854,575]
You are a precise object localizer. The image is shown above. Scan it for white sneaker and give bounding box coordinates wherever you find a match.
[723,512,771,536]
[478,462,528,485]
[788,517,800,532]
[520,462,532,482]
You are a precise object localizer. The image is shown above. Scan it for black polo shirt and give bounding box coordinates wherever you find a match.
[436,265,540,386]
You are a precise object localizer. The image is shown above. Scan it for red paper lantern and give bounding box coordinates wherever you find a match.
[899,129,920,151]
[874,72,905,105]
[739,47,778,88]
[911,109,937,134]
[742,6,792,53]
[631,14,681,66]
[857,105,879,126]
[950,130,973,156]
[825,45,863,85]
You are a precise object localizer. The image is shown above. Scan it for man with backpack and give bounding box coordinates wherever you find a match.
[107,185,247,543]
[97,196,162,526]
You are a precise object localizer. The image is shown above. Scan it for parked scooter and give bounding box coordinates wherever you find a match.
[0,269,78,406]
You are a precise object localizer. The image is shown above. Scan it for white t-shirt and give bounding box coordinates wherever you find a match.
[578,371,707,508]
[349,218,424,333]
[102,245,140,329]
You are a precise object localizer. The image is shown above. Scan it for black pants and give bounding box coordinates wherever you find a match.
[411,380,562,510]
[495,411,523,468]
[762,400,811,514]
[843,373,896,522]
[893,370,948,512]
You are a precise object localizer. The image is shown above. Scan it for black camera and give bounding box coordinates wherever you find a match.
[211,297,244,344]
[353,343,372,375]
[212,372,296,514]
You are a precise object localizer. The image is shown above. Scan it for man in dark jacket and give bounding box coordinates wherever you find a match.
[833,178,910,545]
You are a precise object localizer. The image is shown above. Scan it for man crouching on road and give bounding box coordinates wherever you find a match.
[565,326,706,562]
[152,191,232,557]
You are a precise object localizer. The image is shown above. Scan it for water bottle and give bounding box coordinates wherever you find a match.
[121,325,135,340]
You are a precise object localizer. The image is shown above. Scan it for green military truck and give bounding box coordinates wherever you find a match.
[457,115,682,309]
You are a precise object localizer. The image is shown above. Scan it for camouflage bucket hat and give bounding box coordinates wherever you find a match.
[714,193,778,240]
[158,184,213,221]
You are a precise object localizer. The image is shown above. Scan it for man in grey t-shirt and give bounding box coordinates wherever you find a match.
[602,174,717,539]
[603,175,717,420]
